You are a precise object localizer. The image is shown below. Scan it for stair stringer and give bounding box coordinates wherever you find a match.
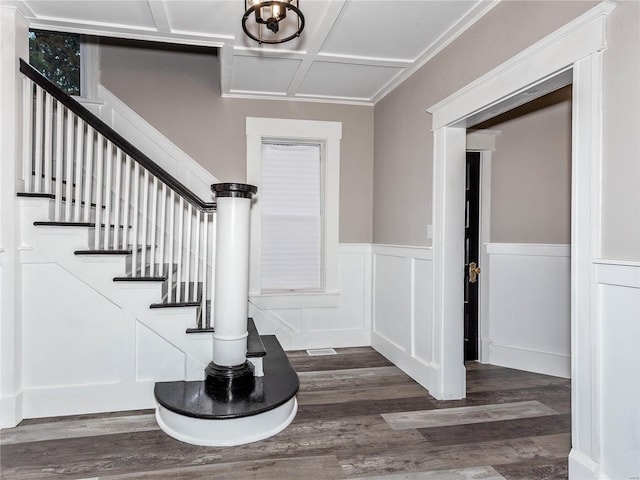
[18,197,213,418]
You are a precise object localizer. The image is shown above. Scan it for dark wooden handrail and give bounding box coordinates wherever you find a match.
[20,58,216,213]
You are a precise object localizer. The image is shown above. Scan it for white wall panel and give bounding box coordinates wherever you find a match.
[22,263,123,388]
[373,253,412,349]
[412,258,434,365]
[485,243,570,378]
[371,245,435,392]
[597,262,640,480]
[136,321,186,382]
[249,245,372,350]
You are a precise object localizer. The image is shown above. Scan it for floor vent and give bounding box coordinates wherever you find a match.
[306,348,337,356]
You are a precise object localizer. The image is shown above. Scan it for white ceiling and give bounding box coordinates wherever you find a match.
[16,0,498,105]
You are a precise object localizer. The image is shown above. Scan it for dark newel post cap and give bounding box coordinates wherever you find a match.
[211,183,257,199]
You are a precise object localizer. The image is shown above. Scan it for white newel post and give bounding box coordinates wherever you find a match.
[205,183,257,392]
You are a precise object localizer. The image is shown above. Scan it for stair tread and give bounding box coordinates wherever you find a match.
[18,192,105,208]
[35,221,132,229]
[75,245,152,255]
[150,301,201,308]
[247,318,267,357]
[154,335,298,420]
[114,276,167,282]
[35,221,94,227]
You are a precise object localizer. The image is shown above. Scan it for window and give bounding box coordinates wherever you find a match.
[29,30,99,99]
[261,143,323,292]
[29,30,81,95]
[246,118,342,308]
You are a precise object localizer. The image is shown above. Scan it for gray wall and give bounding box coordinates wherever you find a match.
[475,87,572,244]
[99,43,374,244]
[375,1,636,249]
[601,0,640,260]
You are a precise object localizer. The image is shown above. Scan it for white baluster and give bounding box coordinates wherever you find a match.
[73,118,84,221]
[64,111,74,221]
[53,104,64,221]
[93,135,103,248]
[158,183,167,278]
[141,170,149,276]
[168,190,175,302]
[201,212,209,329]
[82,126,94,223]
[113,149,122,249]
[22,79,33,192]
[131,162,140,275]
[176,196,184,303]
[185,203,192,301]
[149,176,158,277]
[209,213,217,329]
[43,93,53,194]
[193,209,201,305]
[33,86,43,193]
[103,142,113,249]
[122,155,132,250]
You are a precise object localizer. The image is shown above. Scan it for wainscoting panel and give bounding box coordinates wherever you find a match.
[485,243,571,378]
[596,261,640,480]
[248,244,372,350]
[371,245,436,392]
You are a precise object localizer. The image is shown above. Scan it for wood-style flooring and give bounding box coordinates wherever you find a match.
[0,347,571,479]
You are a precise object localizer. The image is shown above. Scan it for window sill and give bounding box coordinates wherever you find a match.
[249,292,340,310]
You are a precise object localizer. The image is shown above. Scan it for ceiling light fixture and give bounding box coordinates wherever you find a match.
[242,0,305,45]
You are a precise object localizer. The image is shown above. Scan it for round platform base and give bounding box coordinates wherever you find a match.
[155,396,298,447]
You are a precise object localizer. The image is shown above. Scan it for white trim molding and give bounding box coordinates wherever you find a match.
[77,84,219,203]
[426,3,614,477]
[246,117,342,307]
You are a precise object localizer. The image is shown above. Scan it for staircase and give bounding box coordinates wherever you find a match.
[16,59,298,444]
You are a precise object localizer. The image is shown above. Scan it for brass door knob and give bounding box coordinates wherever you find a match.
[469,262,481,283]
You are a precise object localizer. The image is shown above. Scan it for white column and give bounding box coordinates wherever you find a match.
[211,184,256,367]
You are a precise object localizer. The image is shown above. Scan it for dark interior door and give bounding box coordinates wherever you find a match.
[464,151,481,362]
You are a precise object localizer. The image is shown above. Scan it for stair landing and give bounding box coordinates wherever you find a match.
[154,335,299,446]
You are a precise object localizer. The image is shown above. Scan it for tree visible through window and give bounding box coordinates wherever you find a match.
[29,29,80,96]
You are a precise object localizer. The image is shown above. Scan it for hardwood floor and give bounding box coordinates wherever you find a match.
[0,347,571,479]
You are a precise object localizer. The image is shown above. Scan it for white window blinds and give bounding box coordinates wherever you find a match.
[260,143,322,292]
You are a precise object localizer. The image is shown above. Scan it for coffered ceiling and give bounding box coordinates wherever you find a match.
[14,0,498,105]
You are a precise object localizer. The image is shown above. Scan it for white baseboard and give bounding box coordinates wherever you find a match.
[568,448,599,480]
[0,391,24,428]
[489,343,570,378]
[23,382,156,419]
[371,331,437,395]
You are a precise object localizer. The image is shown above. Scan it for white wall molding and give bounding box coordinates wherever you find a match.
[594,261,640,480]
[371,244,436,394]
[248,243,372,351]
[485,243,571,379]
[486,243,571,257]
[466,129,501,152]
[428,1,615,129]
[489,344,570,378]
[373,244,433,260]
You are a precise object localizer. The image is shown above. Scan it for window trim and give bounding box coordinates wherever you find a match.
[78,36,100,102]
[246,117,342,308]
